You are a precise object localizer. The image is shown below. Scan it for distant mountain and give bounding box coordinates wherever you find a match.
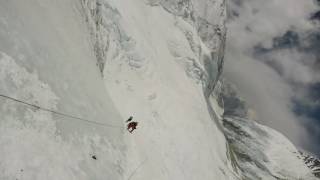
[300,151,320,178]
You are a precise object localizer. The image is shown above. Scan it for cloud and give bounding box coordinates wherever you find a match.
[224,0,320,155]
[260,49,316,84]
[224,48,309,146]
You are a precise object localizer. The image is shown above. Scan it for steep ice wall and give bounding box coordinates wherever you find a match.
[0,0,317,180]
[81,0,237,179]
[0,1,125,179]
[82,0,318,179]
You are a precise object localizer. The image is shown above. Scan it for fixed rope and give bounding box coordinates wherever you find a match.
[0,94,123,129]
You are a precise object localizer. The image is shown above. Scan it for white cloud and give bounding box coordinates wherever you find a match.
[265,49,316,84]
[224,0,319,152]
[227,0,316,49]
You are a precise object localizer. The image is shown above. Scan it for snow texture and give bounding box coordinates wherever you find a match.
[0,0,317,179]
[0,1,125,179]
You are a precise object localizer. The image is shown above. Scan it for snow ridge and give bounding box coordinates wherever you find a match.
[221,82,318,179]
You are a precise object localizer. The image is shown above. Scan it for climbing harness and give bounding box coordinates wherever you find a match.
[0,94,123,129]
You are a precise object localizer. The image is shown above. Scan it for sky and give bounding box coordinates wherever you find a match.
[224,0,320,156]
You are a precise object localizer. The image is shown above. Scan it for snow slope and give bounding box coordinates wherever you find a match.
[0,0,318,179]
[224,116,316,179]
[0,1,124,179]
[221,82,318,179]
[82,0,237,179]
[301,152,320,178]
[83,0,317,179]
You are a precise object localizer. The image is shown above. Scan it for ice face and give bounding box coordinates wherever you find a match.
[0,0,317,179]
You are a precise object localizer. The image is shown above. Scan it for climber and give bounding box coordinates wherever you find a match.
[127,121,138,133]
[126,116,138,133]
